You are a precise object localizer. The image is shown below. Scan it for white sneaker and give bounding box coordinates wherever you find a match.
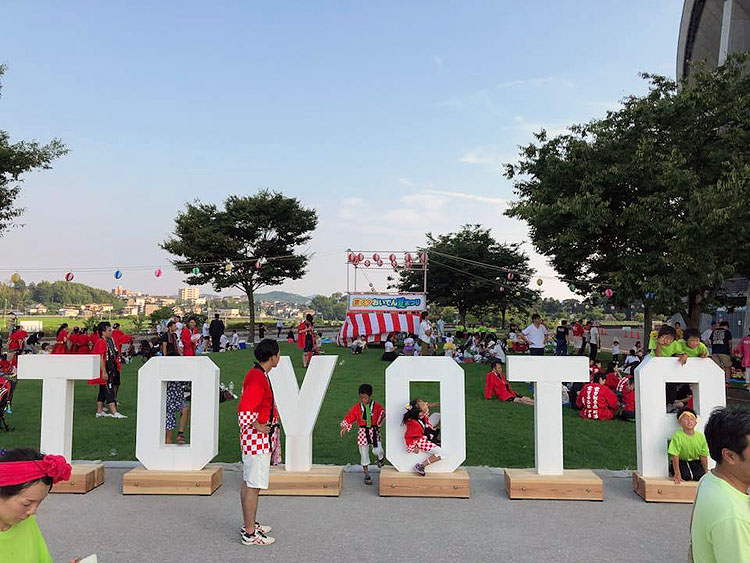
[110,412,128,419]
[241,523,272,535]
[241,530,275,546]
[95,412,111,418]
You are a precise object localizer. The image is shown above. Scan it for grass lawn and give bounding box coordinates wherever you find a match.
[0,342,639,470]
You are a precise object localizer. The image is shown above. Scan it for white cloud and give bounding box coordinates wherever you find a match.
[458,146,518,168]
[505,115,571,139]
[421,189,508,207]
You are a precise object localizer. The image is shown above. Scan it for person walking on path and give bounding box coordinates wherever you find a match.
[276,319,283,338]
[209,314,225,353]
[521,314,548,356]
[237,338,280,546]
[690,407,750,562]
[710,320,733,385]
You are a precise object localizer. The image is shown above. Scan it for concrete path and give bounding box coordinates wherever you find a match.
[38,466,692,563]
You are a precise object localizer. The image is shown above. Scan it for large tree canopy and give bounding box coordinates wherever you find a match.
[505,55,750,332]
[398,225,539,325]
[0,65,68,235]
[162,190,318,336]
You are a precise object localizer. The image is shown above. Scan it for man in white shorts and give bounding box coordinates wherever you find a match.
[237,338,280,546]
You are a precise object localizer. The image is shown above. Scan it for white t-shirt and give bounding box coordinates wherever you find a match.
[231,333,239,345]
[590,326,600,346]
[418,320,433,344]
[612,344,619,355]
[276,320,283,328]
[202,323,210,337]
[384,341,394,353]
[624,355,639,366]
[490,342,506,363]
[522,324,548,348]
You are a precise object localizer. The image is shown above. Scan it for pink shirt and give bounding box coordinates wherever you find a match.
[737,336,750,368]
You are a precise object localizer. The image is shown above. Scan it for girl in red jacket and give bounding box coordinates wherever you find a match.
[403,399,442,476]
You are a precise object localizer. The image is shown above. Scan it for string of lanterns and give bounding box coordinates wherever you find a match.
[347,251,428,270]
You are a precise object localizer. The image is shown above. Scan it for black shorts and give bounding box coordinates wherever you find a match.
[304,337,314,352]
[97,383,115,404]
[109,369,121,387]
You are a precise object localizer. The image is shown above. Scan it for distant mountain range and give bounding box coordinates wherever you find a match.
[253,291,312,305]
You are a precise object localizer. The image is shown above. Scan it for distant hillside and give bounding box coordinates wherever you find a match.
[253,291,311,305]
[0,280,122,310]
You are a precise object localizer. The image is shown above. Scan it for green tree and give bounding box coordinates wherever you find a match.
[131,314,147,334]
[149,306,174,327]
[0,65,68,235]
[505,55,750,335]
[398,225,539,325]
[309,293,348,321]
[162,191,317,338]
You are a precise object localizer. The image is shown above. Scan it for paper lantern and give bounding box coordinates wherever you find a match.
[420,252,428,264]
[225,262,233,273]
[515,291,521,297]
[568,283,576,292]
[389,254,396,262]
[192,267,200,275]
[377,259,383,267]
[364,260,371,267]
[255,261,262,270]
[499,287,505,293]
[348,252,356,263]
[10,273,20,284]
[154,268,162,278]
[114,270,123,280]
[507,272,514,280]
[405,252,412,262]
[536,278,543,286]
[65,272,74,282]
[357,253,364,262]
[372,253,380,262]
[605,288,613,298]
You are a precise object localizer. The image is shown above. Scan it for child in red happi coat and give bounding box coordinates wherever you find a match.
[619,376,635,421]
[484,359,534,405]
[576,372,619,420]
[339,383,385,485]
[403,398,443,476]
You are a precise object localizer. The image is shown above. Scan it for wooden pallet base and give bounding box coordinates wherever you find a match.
[504,468,603,501]
[379,467,470,498]
[52,464,105,494]
[122,465,223,495]
[632,472,698,503]
[260,466,343,496]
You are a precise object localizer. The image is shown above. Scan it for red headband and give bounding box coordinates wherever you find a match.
[0,455,72,487]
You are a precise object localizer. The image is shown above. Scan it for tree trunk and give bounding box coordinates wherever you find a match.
[501,308,507,329]
[685,289,704,330]
[643,305,653,349]
[459,305,467,326]
[243,285,255,343]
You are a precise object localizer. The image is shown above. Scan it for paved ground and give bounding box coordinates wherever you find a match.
[37,465,692,563]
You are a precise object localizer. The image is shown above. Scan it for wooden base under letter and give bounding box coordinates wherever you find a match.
[504,468,603,501]
[632,472,698,503]
[260,466,343,496]
[378,467,470,498]
[52,463,105,494]
[122,465,223,495]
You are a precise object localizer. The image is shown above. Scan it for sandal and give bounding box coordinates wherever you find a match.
[364,474,373,485]
[176,432,186,444]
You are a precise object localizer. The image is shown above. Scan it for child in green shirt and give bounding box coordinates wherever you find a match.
[668,408,709,483]
[652,325,681,357]
[677,328,709,365]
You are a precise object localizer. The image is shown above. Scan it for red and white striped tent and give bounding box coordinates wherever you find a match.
[338,311,422,345]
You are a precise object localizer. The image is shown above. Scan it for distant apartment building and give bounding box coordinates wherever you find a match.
[58,308,79,317]
[112,286,142,298]
[143,304,161,316]
[25,304,48,315]
[216,308,241,319]
[179,287,200,301]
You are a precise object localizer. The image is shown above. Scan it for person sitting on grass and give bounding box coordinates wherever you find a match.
[576,372,619,420]
[403,399,442,476]
[0,448,76,563]
[402,334,415,356]
[603,362,620,392]
[677,328,710,365]
[652,325,681,358]
[619,377,635,421]
[484,359,534,405]
[624,349,640,367]
[339,383,385,486]
[350,335,366,355]
[442,334,456,358]
[381,333,398,362]
[668,408,709,484]
[286,329,294,343]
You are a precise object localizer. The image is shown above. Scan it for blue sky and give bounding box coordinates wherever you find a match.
[0,1,684,299]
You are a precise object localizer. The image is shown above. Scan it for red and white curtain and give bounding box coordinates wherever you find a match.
[338,311,422,345]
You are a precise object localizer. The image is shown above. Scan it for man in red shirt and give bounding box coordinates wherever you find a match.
[112,323,133,354]
[484,359,534,405]
[237,338,279,546]
[576,372,619,420]
[89,321,126,419]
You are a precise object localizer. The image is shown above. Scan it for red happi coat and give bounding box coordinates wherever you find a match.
[484,370,518,401]
[341,401,385,446]
[576,382,618,420]
[52,330,69,355]
[238,365,279,456]
[8,329,27,351]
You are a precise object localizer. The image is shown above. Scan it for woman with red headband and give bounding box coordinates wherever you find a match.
[0,448,73,562]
